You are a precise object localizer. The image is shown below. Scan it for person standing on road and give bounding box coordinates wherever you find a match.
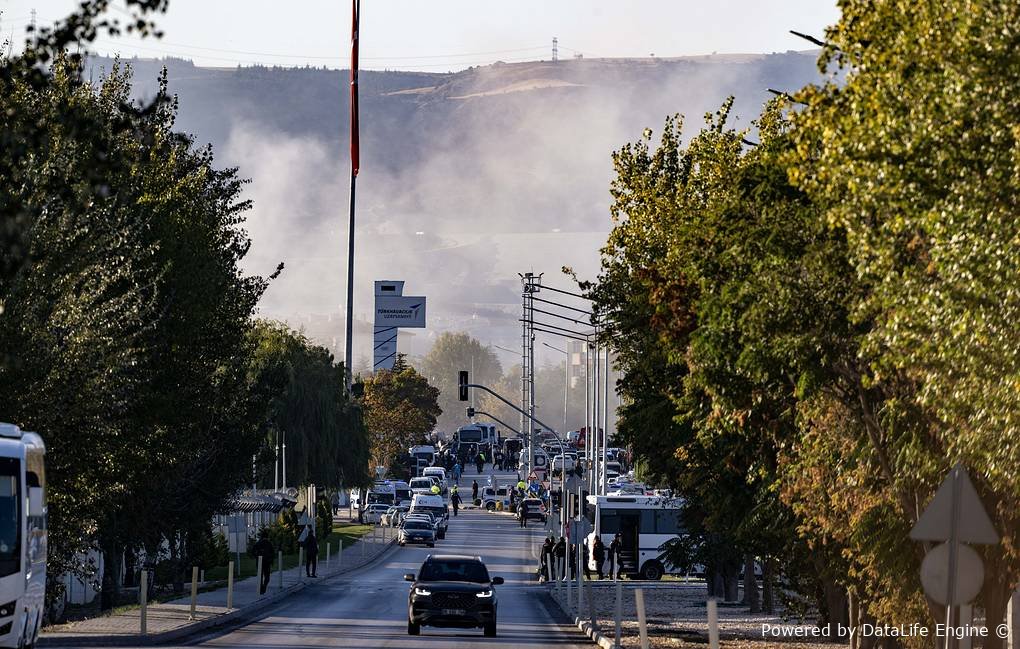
[303,528,319,578]
[451,488,461,516]
[453,461,462,485]
[475,452,485,474]
[471,479,479,503]
[252,530,275,594]
[540,537,554,580]
[519,499,529,528]
[593,536,606,579]
[609,532,622,579]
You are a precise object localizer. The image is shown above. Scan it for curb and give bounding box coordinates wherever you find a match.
[40,539,398,647]
[545,585,618,649]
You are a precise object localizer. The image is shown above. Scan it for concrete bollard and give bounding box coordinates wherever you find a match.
[278,550,284,591]
[566,558,573,614]
[636,588,649,649]
[615,578,623,648]
[189,566,199,620]
[226,561,235,609]
[256,556,263,598]
[708,598,720,649]
[200,569,205,585]
[338,540,343,569]
[139,569,148,635]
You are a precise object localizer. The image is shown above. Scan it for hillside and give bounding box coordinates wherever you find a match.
[85,52,823,360]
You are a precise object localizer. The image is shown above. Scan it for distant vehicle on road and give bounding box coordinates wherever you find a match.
[409,477,435,496]
[422,467,448,495]
[398,520,435,548]
[410,494,449,538]
[516,498,546,525]
[405,554,503,637]
[551,454,576,472]
[409,445,437,468]
[392,481,412,504]
[480,486,509,511]
[383,505,410,527]
[585,495,683,580]
[0,424,46,649]
[362,503,390,524]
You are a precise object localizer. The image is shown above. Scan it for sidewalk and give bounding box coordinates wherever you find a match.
[41,526,399,646]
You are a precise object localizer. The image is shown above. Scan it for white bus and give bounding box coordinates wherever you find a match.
[585,495,682,580]
[0,424,46,649]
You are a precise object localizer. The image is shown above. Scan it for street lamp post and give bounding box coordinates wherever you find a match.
[542,342,569,438]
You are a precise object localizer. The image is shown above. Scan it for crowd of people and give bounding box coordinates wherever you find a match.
[539,532,625,581]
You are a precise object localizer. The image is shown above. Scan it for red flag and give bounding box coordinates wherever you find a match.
[350,0,360,176]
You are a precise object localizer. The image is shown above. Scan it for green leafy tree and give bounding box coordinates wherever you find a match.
[788,0,1020,636]
[249,321,370,491]
[419,332,502,434]
[362,363,442,473]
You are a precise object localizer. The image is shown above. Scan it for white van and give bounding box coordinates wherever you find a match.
[421,467,448,494]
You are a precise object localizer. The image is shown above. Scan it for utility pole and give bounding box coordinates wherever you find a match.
[552,37,558,62]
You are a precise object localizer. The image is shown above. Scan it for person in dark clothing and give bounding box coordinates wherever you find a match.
[582,542,592,580]
[451,489,461,516]
[540,537,554,579]
[475,453,485,474]
[252,530,275,594]
[554,537,567,580]
[608,533,623,579]
[471,479,479,503]
[303,528,319,577]
[593,536,606,579]
[519,499,528,528]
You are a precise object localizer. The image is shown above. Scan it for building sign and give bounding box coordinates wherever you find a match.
[375,295,427,328]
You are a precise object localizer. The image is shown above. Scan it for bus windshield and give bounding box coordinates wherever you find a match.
[0,458,20,577]
[458,428,482,443]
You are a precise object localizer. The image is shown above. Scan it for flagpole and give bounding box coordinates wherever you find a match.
[344,0,360,394]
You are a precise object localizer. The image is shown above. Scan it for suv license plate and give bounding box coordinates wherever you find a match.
[442,608,466,616]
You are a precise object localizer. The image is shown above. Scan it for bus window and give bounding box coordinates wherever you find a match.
[640,510,657,534]
[600,509,621,535]
[655,509,683,535]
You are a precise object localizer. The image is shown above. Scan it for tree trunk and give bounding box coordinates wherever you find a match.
[100,543,122,611]
[848,588,859,649]
[744,555,761,613]
[713,572,725,599]
[724,560,740,602]
[762,557,776,615]
[705,564,719,598]
[983,574,1011,649]
[821,576,848,636]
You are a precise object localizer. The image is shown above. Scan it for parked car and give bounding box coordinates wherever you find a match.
[383,505,410,526]
[398,519,436,547]
[516,498,546,525]
[480,486,510,511]
[405,554,503,637]
[363,503,391,524]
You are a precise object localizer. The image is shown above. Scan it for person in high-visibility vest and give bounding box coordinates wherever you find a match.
[430,483,441,495]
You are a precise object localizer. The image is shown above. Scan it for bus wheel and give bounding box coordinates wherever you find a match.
[640,561,664,581]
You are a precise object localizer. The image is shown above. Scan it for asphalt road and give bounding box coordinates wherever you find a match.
[170,471,588,648]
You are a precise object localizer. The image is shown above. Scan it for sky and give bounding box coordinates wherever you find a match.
[2,0,840,71]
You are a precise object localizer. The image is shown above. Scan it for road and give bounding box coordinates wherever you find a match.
[163,470,588,648]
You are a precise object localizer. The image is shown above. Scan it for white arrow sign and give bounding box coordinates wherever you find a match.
[910,463,998,545]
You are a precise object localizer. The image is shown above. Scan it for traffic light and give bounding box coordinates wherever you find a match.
[466,406,476,418]
[458,371,469,401]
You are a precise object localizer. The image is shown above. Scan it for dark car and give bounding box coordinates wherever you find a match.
[516,498,547,525]
[399,520,436,547]
[405,554,503,637]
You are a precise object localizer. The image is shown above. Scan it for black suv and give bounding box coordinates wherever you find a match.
[405,555,503,637]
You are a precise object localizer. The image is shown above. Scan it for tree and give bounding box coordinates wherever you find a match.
[248,321,371,491]
[788,0,1020,637]
[418,332,502,434]
[362,364,441,473]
